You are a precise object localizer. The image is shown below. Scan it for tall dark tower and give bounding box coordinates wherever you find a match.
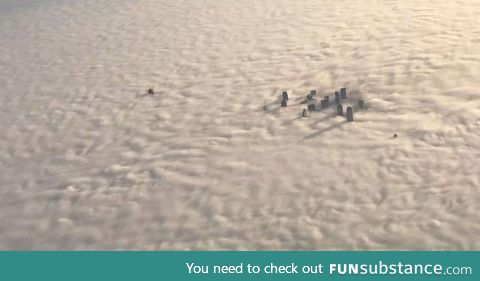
[346,106,354,122]
[358,99,364,109]
[337,104,344,116]
[335,91,340,104]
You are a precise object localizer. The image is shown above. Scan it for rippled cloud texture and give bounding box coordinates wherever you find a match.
[0,0,479,250]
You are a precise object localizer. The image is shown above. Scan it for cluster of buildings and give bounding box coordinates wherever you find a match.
[281,88,364,122]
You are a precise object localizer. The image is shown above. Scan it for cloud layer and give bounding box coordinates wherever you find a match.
[0,0,479,249]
